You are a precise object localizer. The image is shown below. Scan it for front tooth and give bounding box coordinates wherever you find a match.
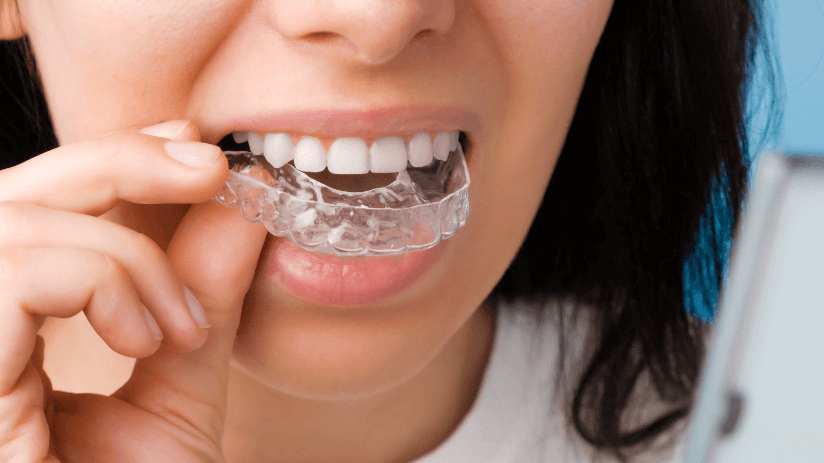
[370,136,408,173]
[263,133,294,168]
[408,132,434,167]
[247,132,264,155]
[327,137,369,174]
[433,132,451,161]
[448,131,459,152]
[232,131,249,144]
[294,136,327,172]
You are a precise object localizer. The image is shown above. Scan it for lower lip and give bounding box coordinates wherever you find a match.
[267,240,445,307]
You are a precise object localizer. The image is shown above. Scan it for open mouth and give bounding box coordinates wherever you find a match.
[213,131,471,256]
[217,131,470,191]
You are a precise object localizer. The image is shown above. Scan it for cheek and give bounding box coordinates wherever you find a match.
[496,0,614,166]
[476,0,614,60]
[40,0,237,64]
[22,0,245,141]
[470,0,614,177]
[474,0,614,104]
[457,0,615,294]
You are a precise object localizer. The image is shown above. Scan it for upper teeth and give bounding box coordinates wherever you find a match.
[232,131,460,174]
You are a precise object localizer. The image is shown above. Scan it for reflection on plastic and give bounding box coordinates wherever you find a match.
[213,146,469,257]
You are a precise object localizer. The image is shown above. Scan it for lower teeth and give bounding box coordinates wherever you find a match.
[213,145,470,256]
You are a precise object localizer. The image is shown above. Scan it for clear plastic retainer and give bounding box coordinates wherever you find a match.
[212,145,470,257]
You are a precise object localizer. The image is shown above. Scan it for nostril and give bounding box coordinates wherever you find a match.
[300,31,352,48]
[297,31,359,57]
[414,29,435,40]
[302,31,338,44]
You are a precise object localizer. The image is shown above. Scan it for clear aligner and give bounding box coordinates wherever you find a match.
[212,145,470,256]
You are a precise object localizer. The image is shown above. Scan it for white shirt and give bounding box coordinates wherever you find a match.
[413,300,689,463]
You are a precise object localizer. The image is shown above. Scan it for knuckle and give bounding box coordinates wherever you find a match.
[97,253,126,282]
[85,139,126,204]
[132,231,164,260]
[88,134,128,164]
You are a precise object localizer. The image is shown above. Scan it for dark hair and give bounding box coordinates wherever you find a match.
[493,0,776,461]
[0,0,776,461]
[0,34,57,166]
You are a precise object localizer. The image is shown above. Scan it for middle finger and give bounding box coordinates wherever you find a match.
[0,201,209,351]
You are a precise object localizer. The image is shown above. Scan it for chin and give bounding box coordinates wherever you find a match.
[230,287,455,401]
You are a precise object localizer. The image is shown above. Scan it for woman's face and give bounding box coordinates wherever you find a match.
[12,0,612,398]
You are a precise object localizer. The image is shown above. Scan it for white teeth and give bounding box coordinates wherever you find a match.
[433,132,451,161]
[448,131,459,152]
[370,136,408,173]
[407,132,434,167]
[247,132,264,155]
[235,130,460,173]
[263,133,294,168]
[232,131,249,143]
[328,137,369,174]
[294,136,327,172]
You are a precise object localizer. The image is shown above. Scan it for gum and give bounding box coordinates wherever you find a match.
[212,145,470,256]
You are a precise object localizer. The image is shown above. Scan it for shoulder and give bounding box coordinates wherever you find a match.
[492,298,691,463]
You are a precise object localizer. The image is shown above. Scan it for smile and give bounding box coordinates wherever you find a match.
[231,131,461,174]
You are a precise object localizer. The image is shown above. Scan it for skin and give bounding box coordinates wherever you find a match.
[0,0,613,461]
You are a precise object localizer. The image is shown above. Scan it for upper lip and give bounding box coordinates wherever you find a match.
[202,105,480,144]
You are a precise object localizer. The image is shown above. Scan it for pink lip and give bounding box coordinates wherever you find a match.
[267,239,445,307]
[207,105,481,142]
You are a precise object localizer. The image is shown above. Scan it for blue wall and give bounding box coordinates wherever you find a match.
[688,0,824,321]
[769,0,824,155]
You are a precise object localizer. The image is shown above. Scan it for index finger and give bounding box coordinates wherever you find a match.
[0,125,227,216]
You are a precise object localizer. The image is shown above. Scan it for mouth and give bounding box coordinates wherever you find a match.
[206,108,477,305]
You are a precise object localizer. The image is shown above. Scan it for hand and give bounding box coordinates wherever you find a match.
[0,121,268,462]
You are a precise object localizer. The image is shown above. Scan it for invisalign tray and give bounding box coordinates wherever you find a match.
[213,145,470,256]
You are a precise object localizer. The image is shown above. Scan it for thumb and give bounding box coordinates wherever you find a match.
[116,199,267,443]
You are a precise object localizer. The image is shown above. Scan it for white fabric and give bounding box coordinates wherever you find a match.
[412,300,689,463]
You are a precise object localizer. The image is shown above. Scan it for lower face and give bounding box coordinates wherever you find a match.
[19,0,613,398]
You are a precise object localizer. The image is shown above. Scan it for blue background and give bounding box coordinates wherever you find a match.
[764,0,824,155]
[689,0,824,321]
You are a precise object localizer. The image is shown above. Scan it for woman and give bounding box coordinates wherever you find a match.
[0,0,771,461]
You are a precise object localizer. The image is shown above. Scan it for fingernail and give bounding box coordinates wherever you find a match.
[143,305,164,341]
[164,140,221,168]
[183,286,211,328]
[139,120,192,140]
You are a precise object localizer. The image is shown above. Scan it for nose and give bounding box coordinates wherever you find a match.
[266,0,455,65]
